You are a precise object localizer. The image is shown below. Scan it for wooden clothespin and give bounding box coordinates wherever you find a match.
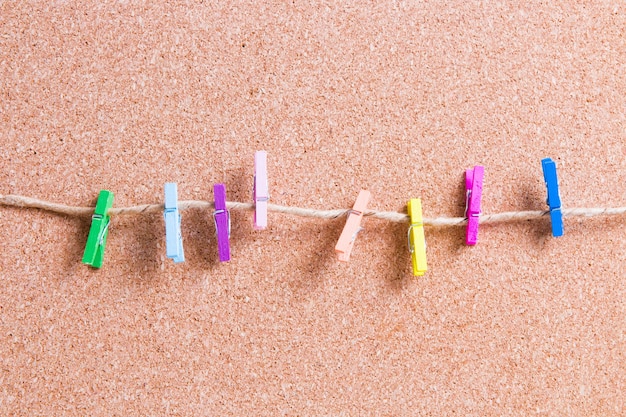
[82,190,114,268]
[164,183,185,263]
[465,165,484,245]
[407,198,427,276]
[335,190,370,262]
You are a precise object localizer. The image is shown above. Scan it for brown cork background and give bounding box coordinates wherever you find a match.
[1,1,626,416]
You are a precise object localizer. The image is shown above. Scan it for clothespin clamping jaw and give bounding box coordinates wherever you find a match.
[541,158,563,237]
[465,165,484,246]
[82,190,115,268]
[214,183,231,262]
[335,189,371,262]
[407,198,427,276]
[254,151,269,230]
[164,183,185,263]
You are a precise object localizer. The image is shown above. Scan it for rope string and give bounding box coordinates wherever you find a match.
[2,194,626,227]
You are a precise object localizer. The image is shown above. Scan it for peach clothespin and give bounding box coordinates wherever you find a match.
[335,190,371,262]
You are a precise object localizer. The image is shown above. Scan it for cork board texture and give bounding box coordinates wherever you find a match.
[1,2,626,416]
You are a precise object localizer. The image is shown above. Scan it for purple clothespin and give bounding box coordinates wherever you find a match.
[465,165,484,246]
[213,183,231,262]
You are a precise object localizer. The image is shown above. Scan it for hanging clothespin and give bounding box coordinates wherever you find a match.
[335,189,371,262]
[254,151,269,230]
[214,183,231,262]
[541,157,563,237]
[407,198,427,276]
[465,165,484,246]
[82,190,115,268]
[164,183,185,263]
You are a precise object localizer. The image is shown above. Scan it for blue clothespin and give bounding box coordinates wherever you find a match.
[164,183,185,262]
[541,158,563,237]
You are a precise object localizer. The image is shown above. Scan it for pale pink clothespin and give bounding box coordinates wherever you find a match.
[465,165,484,246]
[335,190,371,262]
[254,151,268,230]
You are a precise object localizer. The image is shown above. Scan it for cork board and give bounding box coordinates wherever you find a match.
[1,2,625,415]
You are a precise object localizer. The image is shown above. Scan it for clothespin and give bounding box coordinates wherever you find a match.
[254,151,269,230]
[541,157,563,237]
[164,183,185,263]
[214,183,231,262]
[335,189,371,262]
[407,198,427,276]
[82,190,115,268]
[465,165,484,246]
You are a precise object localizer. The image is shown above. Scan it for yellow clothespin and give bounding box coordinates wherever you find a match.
[407,198,427,276]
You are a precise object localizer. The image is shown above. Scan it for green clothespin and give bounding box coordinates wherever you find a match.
[82,190,114,268]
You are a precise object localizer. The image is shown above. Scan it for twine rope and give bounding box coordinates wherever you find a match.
[2,194,626,227]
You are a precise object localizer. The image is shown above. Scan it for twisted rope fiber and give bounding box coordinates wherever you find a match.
[2,194,626,226]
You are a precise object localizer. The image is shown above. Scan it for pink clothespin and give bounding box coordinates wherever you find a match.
[465,165,484,246]
[213,183,230,262]
[254,151,268,230]
[335,190,371,262]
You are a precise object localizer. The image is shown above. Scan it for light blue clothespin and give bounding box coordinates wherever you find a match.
[164,183,185,262]
[541,158,563,237]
